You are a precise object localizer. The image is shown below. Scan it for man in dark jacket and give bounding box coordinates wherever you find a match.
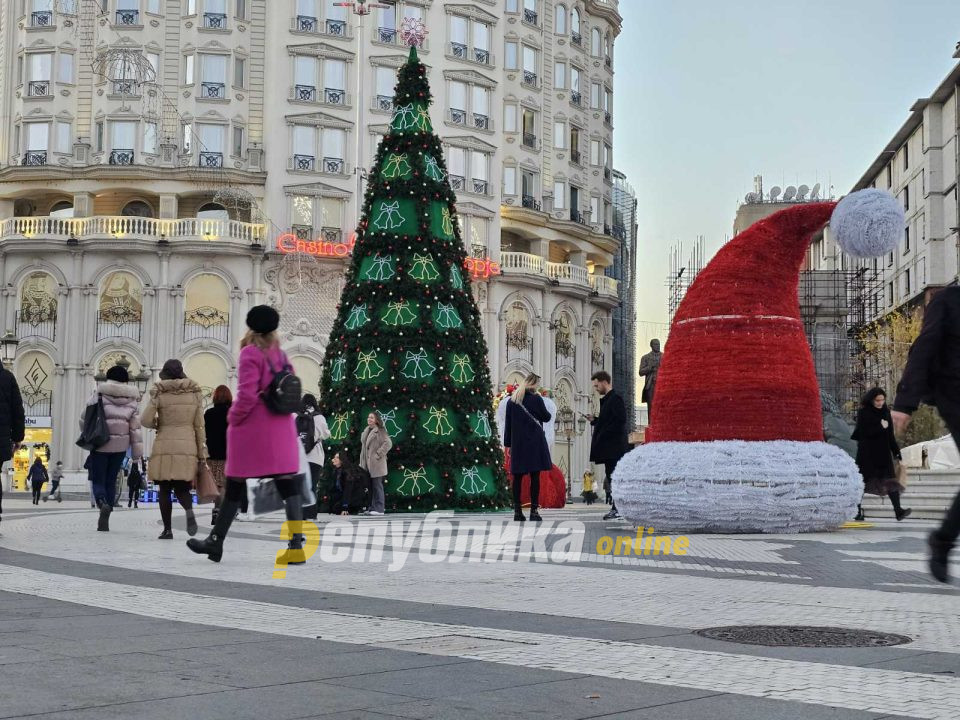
[587,371,629,520]
[891,285,960,582]
[0,366,25,525]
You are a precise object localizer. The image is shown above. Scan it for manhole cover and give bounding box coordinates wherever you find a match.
[694,625,912,648]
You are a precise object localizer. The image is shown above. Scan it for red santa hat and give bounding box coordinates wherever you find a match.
[614,189,904,533]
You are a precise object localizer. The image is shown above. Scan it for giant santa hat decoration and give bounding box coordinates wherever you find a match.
[613,189,904,533]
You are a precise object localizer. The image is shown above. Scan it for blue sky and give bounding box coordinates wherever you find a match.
[614,0,960,341]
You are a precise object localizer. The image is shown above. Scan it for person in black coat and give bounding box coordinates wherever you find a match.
[330,451,367,515]
[27,457,48,505]
[851,388,910,522]
[891,285,960,581]
[587,371,629,520]
[203,385,232,523]
[503,373,552,522]
[0,366,25,525]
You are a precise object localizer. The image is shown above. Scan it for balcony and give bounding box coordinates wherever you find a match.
[522,8,538,26]
[109,149,134,166]
[603,223,611,236]
[590,274,619,298]
[603,167,612,182]
[326,19,346,35]
[449,108,467,126]
[378,27,397,44]
[570,91,582,107]
[22,151,47,166]
[183,307,229,344]
[293,154,315,171]
[116,9,139,25]
[605,56,612,69]
[449,174,465,191]
[522,70,538,87]
[501,251,545,276]
[604,111,612,125]
[569,209,588,225]
[571,32,582,47]
[31,10,54,26]
[292,224,312,239]
[199,151,223,168]
[27,81,50,97]
[296,14,317,32]
[203,12,227,29]
[522,133,538,149]
[324,87,346,104]
[295,84,317,101]
[474,49,491,65]
[200,82,226,99]
[450,42,467,59]
[547,261,590,286]
[473,113,489,130]
[375,94,393,111]
[521,194,541,211]
[97,310,141,342]
[322,157,345,174]
[472,179,488,195]
[320,227,342,242]
[570,149,582,165]
[112,79,139,96]
[0,215,265,246]
[17,310,56,342]
[501,252,619,298]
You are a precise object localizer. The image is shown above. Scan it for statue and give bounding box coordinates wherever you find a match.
[637,339,662,414]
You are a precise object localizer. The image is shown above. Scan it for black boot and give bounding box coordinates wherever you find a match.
[929,532,951,583]
[529,508,542,522]
[513,509,526,522]
[185,509,198,537]
[854,505,864,522]
[187,499,239,562]
[97,501,112,532]
[278,496,307,565]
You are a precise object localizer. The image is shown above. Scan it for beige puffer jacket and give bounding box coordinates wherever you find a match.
[141,378,207,482]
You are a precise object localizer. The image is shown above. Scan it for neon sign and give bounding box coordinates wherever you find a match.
[463,256,501,280]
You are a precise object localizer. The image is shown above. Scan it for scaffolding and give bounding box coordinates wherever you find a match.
[666,236,705,324]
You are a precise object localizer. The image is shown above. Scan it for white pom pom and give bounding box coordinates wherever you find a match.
[830,188,903,258]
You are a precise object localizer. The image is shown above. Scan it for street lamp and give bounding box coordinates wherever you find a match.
[558,407,585,503]
[134,368,151,397]
[0,330,19,367]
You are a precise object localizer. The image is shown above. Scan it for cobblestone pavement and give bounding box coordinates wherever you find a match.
[0,498,957,719]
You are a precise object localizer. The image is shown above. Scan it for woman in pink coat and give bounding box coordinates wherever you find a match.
[187,305,303,564]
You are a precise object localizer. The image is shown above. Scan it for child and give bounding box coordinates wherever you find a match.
[127,460,144,508]
[42,461,63,503]
[581,469,598,505]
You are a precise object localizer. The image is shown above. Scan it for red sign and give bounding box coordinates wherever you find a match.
[463,256,501,280]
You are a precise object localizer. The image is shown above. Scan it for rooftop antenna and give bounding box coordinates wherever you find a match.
[783,185,797,202]
[811,182,822,200]
[769,186,782,202]
[796,184,810,201]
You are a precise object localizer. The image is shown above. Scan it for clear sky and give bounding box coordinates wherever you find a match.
[614,0,960,346]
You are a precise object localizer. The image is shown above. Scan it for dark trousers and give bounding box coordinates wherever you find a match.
[933,406,960,547]
[605,459,619,512]
[128,482,139,506]
[88,451,125,507]
[31,482,42,504]
[157,480,194,532]
[512,472,540,510]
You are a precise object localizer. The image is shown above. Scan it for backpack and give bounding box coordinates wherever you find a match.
[260,349,302,415]
[296,412,318,453]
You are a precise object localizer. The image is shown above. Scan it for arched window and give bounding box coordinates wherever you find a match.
[121,200,154,217]
[49,201,74,218]
[290,355,321,397]
[183,352,229,407]
[570,7,580,33]
[505,301,532,364]
[97,271,143,341]
[591,27,602,56]
[554,4,566,34]
[18,271,58,341]
[183,273,230,343]
[591,321,605,371]
[604,32,612,58]
[554,311,576,370]
[96,352,141,378]
[16,351,55,417]
[197,202,229,221]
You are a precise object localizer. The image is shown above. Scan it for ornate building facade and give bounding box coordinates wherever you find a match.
[0,0,622,490]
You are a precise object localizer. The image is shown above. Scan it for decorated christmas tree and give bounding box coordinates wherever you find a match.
[318,28,508,512]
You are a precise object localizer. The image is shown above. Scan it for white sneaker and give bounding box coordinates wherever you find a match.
[236,513,253,522]
[367,510,384,516]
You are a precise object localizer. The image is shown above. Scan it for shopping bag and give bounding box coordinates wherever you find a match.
[247,478,285,517]
[298,442,317,508]
[894,459,909,489]
[194,462,219,504]
[76,396,110,451]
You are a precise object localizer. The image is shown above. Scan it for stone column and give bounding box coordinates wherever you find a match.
[159,194,178,220]
[72,192,94,218]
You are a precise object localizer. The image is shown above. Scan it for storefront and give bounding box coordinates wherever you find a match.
[12,423,52,490]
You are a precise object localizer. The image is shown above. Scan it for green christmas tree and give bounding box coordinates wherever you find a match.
[319,41,508,512]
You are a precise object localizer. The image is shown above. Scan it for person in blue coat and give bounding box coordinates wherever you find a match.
[503,373,553,522]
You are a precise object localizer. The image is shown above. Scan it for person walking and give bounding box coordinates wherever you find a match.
[28,456,47,504]
[141,360,206,540]
[503,373,552,522]
[83,365,143,531]
[359,412,391,516]
[203,385,232,524]
[188,305,304,564]
[0,362,24,527]
[126,459,144,508]
[43,461,63,502]
[851,387,910,522]
[587,371,629,521]
[297,393,330,519]
[891,285,960,582]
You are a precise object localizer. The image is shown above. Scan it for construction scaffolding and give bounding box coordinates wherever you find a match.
[666,237,705,324]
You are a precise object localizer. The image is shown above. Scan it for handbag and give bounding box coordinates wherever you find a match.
[194,461,219,504]
[76,396,110,451]
[247,478,285,516]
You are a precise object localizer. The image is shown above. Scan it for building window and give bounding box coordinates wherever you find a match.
[200,53,227,98]
[27,53,52,96]
[886,164,892,188]
[232,125,244,156]
[116,0,140,25]
[522,0,537,26]
[234,0,244,18]
[186,0,196,14]
[590,81,601,108]
[902,186,909,211]
[903,143,909,171]
[95,121,104,152]
[506,0,517,11]
[590,139,600,165]
[570,66,582,104]
[204,0,227,29]
[58,52,74,84]
[521,45,538,87]
[294,55,318,100]
[521,108,537,148]
[184,53,195,84]
[590,196,600,223]
[376,1,396,43]
[555,3,566,34]
[569,126,581,163]
[904,225,910,252]
[322,128,345,172]
[504,104,517,132]
[324,59,346,104]
[55,121,71,154]
[146,52,160,79]
[374,66,396,110]
[450,14,491,65]
[472,85,490,129]
[904,268,911,295]
[109,121,136,165]
[553,181,565,210]
[143,121,158,154]
[554,61,565,89]
[197,123,225,166]
[505,41,518,70]
[292,125,317,170]
[591,27,602,56]
[181,122,191,153]
[503,166,517,196]
[887,281,893,306]
[570,7,581,43]
[234,57,245,88]
[553,120,565,149]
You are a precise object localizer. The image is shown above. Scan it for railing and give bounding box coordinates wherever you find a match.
[296,14,317,32]
[97,311,142,342]
[450,42,467,59]
[604,111,612,125]
[522,70,538,87]
[324,87,346,104]
[378,27,397,44]
[472,179,488,195]
[295,84,316,101]
[473,113,489,130]
[570,90,582,106]
[24,394,52,418]
[603,223,611,236]
[199,151,223,167]
[501,252,545,275]
[570,149,582,165]
[323,157,345,174]
[376,94,393,111]
[449,174,466,191]
[183,307,229,344]
[521,194,541,211]
[603,166,612,181]
[570,209,588,225]
[450,108,467,125]
[474,49,491,65]
[292,224,312,240]
[116,9,139,24]
[522,133,537,149]
[320,227,342,242]
[471,243,487,258]
[501,253,611,296]
[523,8,538,25]
[31,10,54,26]
[109,149,134,166]
[605,56,612,69]
[27,81,50,97]
[17,310,56,342]
[293,154,315,171]
[112,79,138,95]
[22,151,47,166]
[547,261,590,286]
[201,81,226,99]
[326,19,346,35]
[203,12,226,28]
[571,32,582,47]
[590,274,619,297]
[0,215,265,244]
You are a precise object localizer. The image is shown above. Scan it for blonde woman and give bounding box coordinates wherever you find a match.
[503,373,552,522]
[360,412,392,515]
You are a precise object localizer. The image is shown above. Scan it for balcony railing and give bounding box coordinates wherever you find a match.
[474,48,491,65]
[569,209,587,225]
[116,9,139,25]
[378,27,397,44]
[17,310,56,342]
[31,10,54,26]
[450,108,467,125]
[521,194,541,211]
[27,81,50,97]
[473,113,489,130]
[112,79,138,95]
[324,87,346,104]
[500,252,617,297]
[326,19,346,35]
[449,174,465,191]
[603,223,612,236]
[201,81,226,99]
[296,14,317,31]
[199,151,223,167]
[323,157,345,174]
[605,56,612,69]
[604,111,612,125]
[472,179,489,195]
[1,215,265,245]
[320,227,342,242]
[522,133,537,149]
[603,167,612,181]
[24,394,53,419]
[450,42,467,59]
[570,90,582,106]
[522,70,538,87]
[203,12,226,28]
[547,261,590,286]
[522,8,538,25]
[97,311,142,342]
[109,149,134,166]
[293,154,315,171]
[292,224,312,240]
[570,149,582,165]
[183,307,229,344]
[571,32,582,47]
[376,94,393,111]
[22,151,47,166]
[295,84,317,101]
[590,274,619,298]
[501,251,545,275]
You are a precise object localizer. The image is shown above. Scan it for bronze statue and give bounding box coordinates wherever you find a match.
[638,339,662,414]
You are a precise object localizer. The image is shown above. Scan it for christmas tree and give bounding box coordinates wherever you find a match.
[319,30,508,512]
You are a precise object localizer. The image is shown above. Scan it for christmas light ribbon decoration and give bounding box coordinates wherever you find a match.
[378,409,403,438]
[362,253,396,281]
[471,412,492,438]
[373,201,405,230]
[382,153,412,178]
[345,303,370,330]
[450,353,475,384]
[355,350,385,380]
[401,348,436,379]
[331,356,346,382]
[414,105,432,131]
[397,466,435,496]
[424,155,446,182]
[392,104,418,131]
[423,406,454,436]
[410,253,440,282]
[450,265,465,290]
[441,207,455,236]
[434,302,463,329]
[459,466,484,495]
[381,301,417,326]
[329,412,350,441]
